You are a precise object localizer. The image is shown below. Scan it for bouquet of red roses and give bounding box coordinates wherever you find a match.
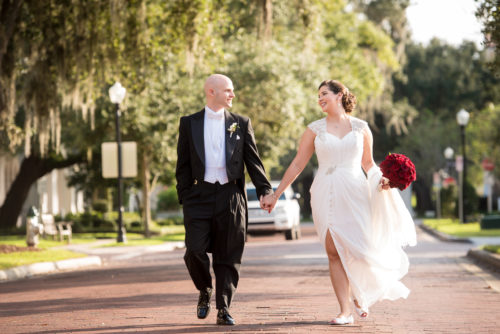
[379,153,416,191]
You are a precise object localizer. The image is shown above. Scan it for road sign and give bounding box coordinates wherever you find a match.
[101,141,138,178]
[481,158,494,171]
[433,172,441,188]
[455,155,463,172]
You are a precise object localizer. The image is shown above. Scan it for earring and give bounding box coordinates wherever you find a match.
[337,102,341,107]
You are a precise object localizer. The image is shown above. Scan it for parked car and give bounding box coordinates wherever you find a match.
[246,182,301,240]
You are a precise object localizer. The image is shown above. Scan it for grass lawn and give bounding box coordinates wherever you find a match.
[423,218,500,237]
[0,226,185,270]
[482,245,500,254]
[0,249,87,270]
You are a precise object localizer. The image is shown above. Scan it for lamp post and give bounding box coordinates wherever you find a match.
[444,147,454,177]
[456,109,470,223]
[109,82,127,243]
[436,147,455,220]
[444,147,454,160]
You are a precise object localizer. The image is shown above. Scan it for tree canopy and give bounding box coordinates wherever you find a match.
[1,0,498,226]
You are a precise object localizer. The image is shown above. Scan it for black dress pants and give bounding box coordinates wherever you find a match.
[182,180,246,310]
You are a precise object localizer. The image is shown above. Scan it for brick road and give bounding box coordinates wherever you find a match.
[1,224,499,333]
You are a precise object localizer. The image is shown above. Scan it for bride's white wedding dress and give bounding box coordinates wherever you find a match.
[308,116,417,311]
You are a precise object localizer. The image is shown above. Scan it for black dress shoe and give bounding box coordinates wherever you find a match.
[216,308,235,325]
[197,287,212,319]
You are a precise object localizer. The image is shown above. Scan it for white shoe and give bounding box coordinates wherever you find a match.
[354,301,369,318]
[328,315,354,325]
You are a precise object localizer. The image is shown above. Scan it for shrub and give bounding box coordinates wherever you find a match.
[157,216,184,226]
[70,211,116,232]
[461,180,479,221]
[440,185,457,217]
[92,200,109,213]
[157,187,180,211]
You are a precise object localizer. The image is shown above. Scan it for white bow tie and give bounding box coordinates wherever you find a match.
[206,111,224,120]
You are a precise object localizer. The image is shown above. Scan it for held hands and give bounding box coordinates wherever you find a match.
[259,193,278,213]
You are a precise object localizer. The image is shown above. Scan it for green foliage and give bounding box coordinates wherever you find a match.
[157,216,184,226]
[157,188,180,211]
[393,39,500,212]
[92,200,109,213]
[468,103,500,181]
[440,184,458,218]
[394,40,500,117]
[476,0,500,75]
[462,180,480,220]
[1,0,419,226]
[395,111,458,194]
[483,244,500,254]
[66,211,115,233]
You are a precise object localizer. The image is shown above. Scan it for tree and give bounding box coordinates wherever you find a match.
[393,39,500,213]
[0,0,24,149]
[394,111,458,214]
[1,0,405,229]
[476,0,500,74]
[468,103,500,182]
[0,0,118,228]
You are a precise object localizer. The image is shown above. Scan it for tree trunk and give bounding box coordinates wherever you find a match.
[140,152,151,238]
[258,0,272,41]
[413,179,433,215]
[0,153,84,228]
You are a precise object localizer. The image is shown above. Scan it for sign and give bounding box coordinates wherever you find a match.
[433,172,441,188]
[455,155,463,172]
[481,158,495,171]
[101,141,138,178]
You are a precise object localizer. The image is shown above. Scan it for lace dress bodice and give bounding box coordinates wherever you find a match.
[308,116,368,175]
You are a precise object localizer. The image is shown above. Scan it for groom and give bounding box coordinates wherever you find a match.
[176,74,272,325]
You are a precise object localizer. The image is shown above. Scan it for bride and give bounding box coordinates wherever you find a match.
[262,80,417,325]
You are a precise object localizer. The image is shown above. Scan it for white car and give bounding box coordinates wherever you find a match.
[246,182,301,240]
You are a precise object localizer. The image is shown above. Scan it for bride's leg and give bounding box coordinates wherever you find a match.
[325,231,351,316]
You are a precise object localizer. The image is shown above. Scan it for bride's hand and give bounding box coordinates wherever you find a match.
[378,177,390,191]
[261,193,278,213]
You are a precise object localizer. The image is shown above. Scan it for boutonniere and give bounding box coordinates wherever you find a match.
[227,122,240,138]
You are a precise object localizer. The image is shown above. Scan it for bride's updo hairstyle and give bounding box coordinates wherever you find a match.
[319,80,357,113]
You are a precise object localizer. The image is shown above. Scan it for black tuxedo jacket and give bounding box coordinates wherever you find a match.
[176,108,272,205]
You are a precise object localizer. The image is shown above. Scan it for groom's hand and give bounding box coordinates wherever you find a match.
[259,195,270,210]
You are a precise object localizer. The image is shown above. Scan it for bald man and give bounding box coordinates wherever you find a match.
[176,74,272,325]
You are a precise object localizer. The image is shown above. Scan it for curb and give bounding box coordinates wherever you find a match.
[467,249,500,270]
[419,224,500,271]
[0,256,102,282]
[419,223,472,243]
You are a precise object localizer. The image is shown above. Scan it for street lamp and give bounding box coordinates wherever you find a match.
[109,82,127,243]
[456,109,470,223]
[444,147,454,176]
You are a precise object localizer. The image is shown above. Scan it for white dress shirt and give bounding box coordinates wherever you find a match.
[203,106,228,184]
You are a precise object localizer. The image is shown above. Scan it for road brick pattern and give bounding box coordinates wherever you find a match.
[0,226,499,333]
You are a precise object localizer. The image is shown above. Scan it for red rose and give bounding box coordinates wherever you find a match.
[379,153,417,190]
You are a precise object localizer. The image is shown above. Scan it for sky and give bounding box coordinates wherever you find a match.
[406,0,484,47]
